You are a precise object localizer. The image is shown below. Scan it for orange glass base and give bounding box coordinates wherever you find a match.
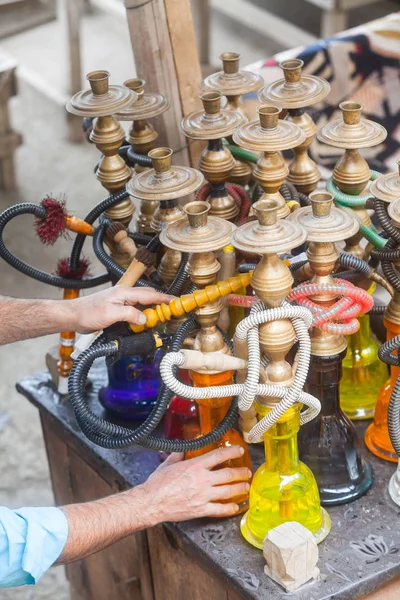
[364,379,397,462]
[185,369,253,514]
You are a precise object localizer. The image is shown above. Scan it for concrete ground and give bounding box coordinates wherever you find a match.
[0,6,273,599]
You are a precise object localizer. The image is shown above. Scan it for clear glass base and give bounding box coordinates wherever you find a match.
[389,461,400,507]
[240,507,331,549]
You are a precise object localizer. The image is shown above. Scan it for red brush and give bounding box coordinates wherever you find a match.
[35,195,95,245]
[55,257,90,280]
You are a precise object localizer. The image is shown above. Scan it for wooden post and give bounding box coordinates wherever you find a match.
[124,0,203,166]
[64,0,84,143]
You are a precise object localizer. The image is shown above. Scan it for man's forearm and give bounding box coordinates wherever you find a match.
[0,296,76,345]
[58,485,153,564]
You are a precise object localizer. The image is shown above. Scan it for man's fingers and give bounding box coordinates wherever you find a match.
[117,286,174,306]
[195,446,245,469]
[210,482,250,501]
[210,467,252,485]
[116,306,148,325]
[203,502,240,518]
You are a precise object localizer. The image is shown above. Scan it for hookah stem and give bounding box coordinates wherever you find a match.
[58,288,80,381]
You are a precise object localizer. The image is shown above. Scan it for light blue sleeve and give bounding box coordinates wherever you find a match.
[0,506,69,587]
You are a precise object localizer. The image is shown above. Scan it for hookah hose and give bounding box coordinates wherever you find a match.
[0,203,110,289]
[92,222,190,296]
[379,336,400,456]
[160,303,321,444]
[68,318,239,451]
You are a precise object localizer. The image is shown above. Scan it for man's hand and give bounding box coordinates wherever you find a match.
[68,287,173,332]
[59,446,252,565]
[139,446,252,524]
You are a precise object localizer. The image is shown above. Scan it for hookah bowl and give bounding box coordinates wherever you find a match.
[259,58,330,195]
[115,78,170,234]
[66,70,138,269]
[181,91,245,222]
[160,201,253,512]
[230,199,329,547]
[127,146,204,284]
[233,105,305,219]
[318,101,386,196]
[365,193,400,462]
[289,191,374,505]
[201,52,263,186]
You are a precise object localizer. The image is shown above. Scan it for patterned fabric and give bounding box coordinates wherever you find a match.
[246,13,400,174]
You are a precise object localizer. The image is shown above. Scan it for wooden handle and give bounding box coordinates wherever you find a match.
[118,259,147,287]
[114,231,137,258]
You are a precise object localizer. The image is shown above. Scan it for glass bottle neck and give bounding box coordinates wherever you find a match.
[190,370,233,434]
[257,403,300,473]
[305,352,344,416]
[348,314,371,350]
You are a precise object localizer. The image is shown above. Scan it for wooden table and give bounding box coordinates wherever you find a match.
[17,362,400,600]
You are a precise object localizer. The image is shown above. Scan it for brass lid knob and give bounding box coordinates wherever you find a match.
[160,201,235,253]
[370,159,400,203]
[231,199,306,255]
[181,91,245,140]
[115,78,170,121]
[288,190,359,242]
[201,52,263,97]
[127,147,204,202]
[318,101,387,149]
[259,58,330,109]
[66,70,135,117]
[232,105,305,152]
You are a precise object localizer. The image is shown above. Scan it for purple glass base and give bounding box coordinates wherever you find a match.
[99,353,161,420]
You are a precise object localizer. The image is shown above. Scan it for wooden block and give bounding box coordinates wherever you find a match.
[263,521,319,592]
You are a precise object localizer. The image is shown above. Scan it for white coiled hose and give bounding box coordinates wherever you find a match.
[159,303,320,443]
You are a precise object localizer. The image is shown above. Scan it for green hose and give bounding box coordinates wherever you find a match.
[327,171,381,207]
[223,141,259,164]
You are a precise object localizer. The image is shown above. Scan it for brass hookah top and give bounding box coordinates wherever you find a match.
[127,147,204,202]
[232,105,305,152]
[115,78,170,121]
[66,70,136,117]
[288,190,359,242]
[318,101,387,150]
[231,198,306,255]
[259,58,330,109]
[201,52,263,98]
[370,159,400,203]
[160,201,235,254]
[181,91,245,140]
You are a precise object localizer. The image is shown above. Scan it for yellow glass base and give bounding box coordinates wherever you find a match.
[239,459,331,548]
[240,507,331,549]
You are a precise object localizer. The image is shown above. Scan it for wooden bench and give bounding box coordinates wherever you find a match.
[0,50,22,191]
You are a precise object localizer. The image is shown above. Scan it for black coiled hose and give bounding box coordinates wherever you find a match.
[374,199,400,245]
[125,146,153,168]
[68,318,239,451]
[338,252,371,276]
[165,253,190,296]
[0,203,110,289]
[379,335,400,455]
[129,232,154,246]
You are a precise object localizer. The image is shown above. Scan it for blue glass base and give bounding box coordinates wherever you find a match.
[99,352,161,420]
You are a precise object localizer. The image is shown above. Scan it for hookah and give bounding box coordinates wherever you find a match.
[180,91,248,222]
[115,78,170,234]
[201,52,263,186]
[317,101,388,422]
[160,198,329,544]
[159,200,252,510]
[288,191,374,505]
[97,147,204,419]
[365,173,400,462]
[259,58,330,195]
[232,105,306,219]
[67,70,137,273]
